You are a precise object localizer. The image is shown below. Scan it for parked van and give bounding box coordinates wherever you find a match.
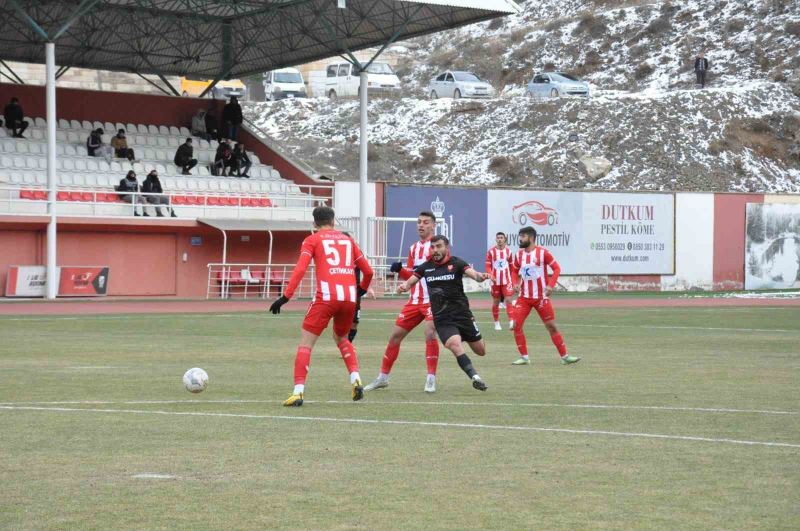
[263,68,307,100]
[181,77,246,99]
[311,62,401,99]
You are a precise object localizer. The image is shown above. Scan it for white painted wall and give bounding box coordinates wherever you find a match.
[334,181,377,219]
[661,193,715,291]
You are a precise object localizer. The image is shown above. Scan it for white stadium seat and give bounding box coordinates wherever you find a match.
[73,174,86,186]
[85,174,98,186]
[14,140,28,154]
[56,131,67,142]
[104,122,115,132]
[115,123,126,132]
[70,120,82,129]
[67,132,80,143]
[169,126,180,136]
[157,137,169,148]
[13,157,25,169]
[35,117,46,127]
[137,124,148,134]
[158,125,169,135]
[75,159,87,171]
[155,150,167,161]
[110,161,122,172]
[60,174,73,185]
[148,125,159,135]
[58,119,70,129]
[87,159,99,171]
[179,127,190,136]
[82,120,93,130]
[65,145,77,156]
[62,158,75,171]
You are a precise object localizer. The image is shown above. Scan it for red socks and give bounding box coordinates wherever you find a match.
[491,303,500,321]
[425,339,439,375]
[381,343,401,375]
[514,329,528,356]
[550,332,567,357]
[337,339,360,374]
[506,301,515,321]
[294,346,311,385]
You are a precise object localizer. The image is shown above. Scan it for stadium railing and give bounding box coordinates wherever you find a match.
[0,184,332,219]
[206,262,393,299]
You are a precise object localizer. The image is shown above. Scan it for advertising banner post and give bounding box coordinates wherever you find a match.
[486,190,675,274]
[745,203,800,290]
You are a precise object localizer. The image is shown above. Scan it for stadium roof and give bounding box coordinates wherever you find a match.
[0,0,521,82]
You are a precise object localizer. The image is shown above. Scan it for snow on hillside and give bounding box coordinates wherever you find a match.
[399,0,800,94]
[244,0,800,193]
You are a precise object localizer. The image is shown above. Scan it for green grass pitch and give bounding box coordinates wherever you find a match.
[0,304,798,529]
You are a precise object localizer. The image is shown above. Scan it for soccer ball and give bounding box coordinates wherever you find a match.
[183,367,209,393]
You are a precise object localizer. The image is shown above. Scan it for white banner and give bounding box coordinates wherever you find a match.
[745,203,800,290]
[486,191,674,274]
[5,265,49,297]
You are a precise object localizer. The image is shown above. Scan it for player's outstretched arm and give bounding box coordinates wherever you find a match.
[397,274,420,294]
[464,267,490,283]
[353,244,374,296]
[544,251,561,296]
[270,239,313,314]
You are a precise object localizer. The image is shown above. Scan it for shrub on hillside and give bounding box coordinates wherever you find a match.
[573,12,607,39]
[645,15,672,35]
[786,21,800,37]
[634,62,654,80]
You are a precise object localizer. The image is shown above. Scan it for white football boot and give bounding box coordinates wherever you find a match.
[424,374,436,393]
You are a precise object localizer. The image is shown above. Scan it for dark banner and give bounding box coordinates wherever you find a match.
[58,267,110,297]
[385,185,488,268]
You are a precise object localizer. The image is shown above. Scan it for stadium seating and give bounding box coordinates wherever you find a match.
[0,116,327,220]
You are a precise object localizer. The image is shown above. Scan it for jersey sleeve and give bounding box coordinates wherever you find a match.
[352,241,374,291]
[543,249,560,288]
[413,261,429,278]
[485,249,493,274]
[396,245,415,281]
[509,251,520,272]
[282,235,315,299]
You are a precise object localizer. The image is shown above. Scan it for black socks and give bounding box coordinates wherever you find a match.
[456,354,477,379]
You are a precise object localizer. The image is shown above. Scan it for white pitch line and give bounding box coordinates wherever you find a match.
[0,399,796,416]
[1,405,798,449]
[358,318,800,333]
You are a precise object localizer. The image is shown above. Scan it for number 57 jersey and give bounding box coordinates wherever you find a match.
[283,229,373,303]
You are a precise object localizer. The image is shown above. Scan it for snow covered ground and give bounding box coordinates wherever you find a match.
[244,0,800,192]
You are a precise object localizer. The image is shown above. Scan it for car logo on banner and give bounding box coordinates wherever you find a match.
[512,200,558,226]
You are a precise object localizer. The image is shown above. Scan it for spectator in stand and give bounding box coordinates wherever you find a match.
[233,143,252,178]
[222,96,243,141]
[4,97,29,138]
[694,52,709,89]
[142,169,177,218]
[87,128,113,161]
[116,170,145,216]
[110,129,136,161]
[213,139,233,176]
[173,138,198,175]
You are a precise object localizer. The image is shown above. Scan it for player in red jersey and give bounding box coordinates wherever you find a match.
[509,226,580,366]
[485,232,516,331]
[269,206,374,406]
[364,210,441,393]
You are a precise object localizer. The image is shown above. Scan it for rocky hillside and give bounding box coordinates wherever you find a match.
[244,0,800,193]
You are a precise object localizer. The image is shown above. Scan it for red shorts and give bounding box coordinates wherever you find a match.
[394,302,433,331]
[302,300,357,337]
[513,297,555,324]
[491,283,515,298]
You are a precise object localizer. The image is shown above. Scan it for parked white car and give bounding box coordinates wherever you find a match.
[526,72,590,98]
[263,68,307,100]
[427,71,495,99]
[316,61,401,99]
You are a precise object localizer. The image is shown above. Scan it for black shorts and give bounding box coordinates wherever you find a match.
[352,297,362,325]
[434,312,482,344]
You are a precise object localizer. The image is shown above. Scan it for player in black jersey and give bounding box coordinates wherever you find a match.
[397,235,490,391]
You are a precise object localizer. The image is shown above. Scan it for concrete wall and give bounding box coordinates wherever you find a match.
[0,218,308,298]
[661,193,715,291]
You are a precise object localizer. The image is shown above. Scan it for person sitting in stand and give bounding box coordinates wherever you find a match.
[3,97,28,138]
[110,129,136,161]
[115,170,146,216]
[205,108,220,142]
[87,128,113,161]
[141,169,177,217]
[233,143,252,178]
[213,139,233,176]
[191,109,212,141]
[173,138,198,175]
